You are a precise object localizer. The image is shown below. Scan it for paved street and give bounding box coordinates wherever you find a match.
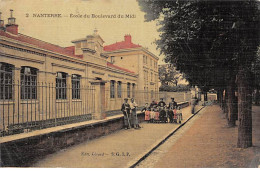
[33,105,203,168]
[137,105,260,168]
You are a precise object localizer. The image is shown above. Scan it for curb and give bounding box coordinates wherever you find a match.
[128,105,206,168]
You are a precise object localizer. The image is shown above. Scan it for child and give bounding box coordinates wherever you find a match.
[150,108,155,123]
[154,107,160,123]
[141,103,149,113]
[176,106,183,123]
[173,108,177,123]
[142,103,150,122]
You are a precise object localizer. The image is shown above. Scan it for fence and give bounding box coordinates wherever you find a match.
[0,81,95,137]
[0,80,193,137]
[159,91,192,104]
[104,90,192,117]
[104,88,161,116]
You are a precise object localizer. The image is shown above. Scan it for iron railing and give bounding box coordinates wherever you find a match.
[0,81,95,137]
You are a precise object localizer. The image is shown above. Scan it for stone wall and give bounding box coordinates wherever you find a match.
[0,112,145,167]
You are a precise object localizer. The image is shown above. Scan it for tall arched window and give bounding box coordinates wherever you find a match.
[127,82,131,98]
[72,74,81,99]
[21,66,38,99]
[132,83,135,98]
[0,62,14,100]
[110,80,115,98]
[117,81,122,98]
[56,72,67,99]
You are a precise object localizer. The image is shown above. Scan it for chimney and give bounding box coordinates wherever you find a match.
[0,12,5,31]
[124,34,132,43]
[6,9,18,35]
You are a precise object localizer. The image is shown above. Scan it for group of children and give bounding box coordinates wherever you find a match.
[142,98,183,124]
[121,97,183,130]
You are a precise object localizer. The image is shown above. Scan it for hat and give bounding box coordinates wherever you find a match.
[171,97,175,100]
[124,98,128,100]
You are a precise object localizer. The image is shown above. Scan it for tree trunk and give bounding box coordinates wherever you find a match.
[217,90,220,103]
[224,89,228,118]
[227,76,236,127]
[255,87,259,105]
[220,89,224,110]
[237,66,252,148]
[204,91,208,101]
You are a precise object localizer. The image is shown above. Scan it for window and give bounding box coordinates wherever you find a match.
[143,55,145,64]
[127,82,131,98]
[117,81,122,98]
[111,56,115,63]
[110,80,115,98]
[144,87,148,100]
[72,74,81,99]
[0,62,14,100]
[144,70,148,82]
[151,90,154,99]
[132,83,135,98]
[21,66,38,100]
[56,72,67,99]
[150,59,152,67]
[151,72,153,82]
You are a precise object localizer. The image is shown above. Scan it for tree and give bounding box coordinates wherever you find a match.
[138,0,260,148]
[159,64,183,86]
[253,47,260,105]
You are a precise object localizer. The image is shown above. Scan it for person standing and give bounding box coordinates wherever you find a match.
[130,98,141,129]
[158,98,166,107]
[150,100,157,108]
[142,103,150,122]
[168,97,178,123]
[191,97,197,114]
[158,98,167,123]
[121,98,131,129]
[176,105,183,123]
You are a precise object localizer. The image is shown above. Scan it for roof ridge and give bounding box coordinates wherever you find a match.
[107,62,135,74]
[17,33,67,49]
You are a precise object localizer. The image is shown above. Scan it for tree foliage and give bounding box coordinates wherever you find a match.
[138,0,260,148]
[138,0,260,91]
[159,64,183,86]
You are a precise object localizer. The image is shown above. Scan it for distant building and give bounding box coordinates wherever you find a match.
[104,35,159,103]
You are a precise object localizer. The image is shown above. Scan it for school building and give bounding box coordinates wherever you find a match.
[0,10,159,136]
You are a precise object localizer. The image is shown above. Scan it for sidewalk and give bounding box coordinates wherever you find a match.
[148,105,260,168]
[32,105,204,168]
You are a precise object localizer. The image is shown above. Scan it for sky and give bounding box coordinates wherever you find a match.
[0,0,165,64]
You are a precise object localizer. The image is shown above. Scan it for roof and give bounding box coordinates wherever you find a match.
[0,30,82,58]
[0,30,136,74]
[104,35,141,52]
[107,62,135,74]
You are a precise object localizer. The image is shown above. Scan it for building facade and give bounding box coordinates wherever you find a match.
[0,10,159,136]
[104,35,159,105]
